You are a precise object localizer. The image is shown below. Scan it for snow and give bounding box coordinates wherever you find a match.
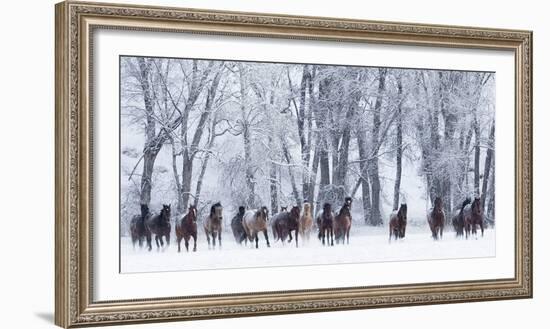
[120,225,495,273]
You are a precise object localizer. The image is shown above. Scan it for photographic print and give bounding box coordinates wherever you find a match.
[120,56,496,274]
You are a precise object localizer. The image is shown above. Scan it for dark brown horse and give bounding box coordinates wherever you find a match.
[231,206,247,245]
[452,198,471,237]
[463,197,484,238]
[145,204,171,251]
[389,203,407,242]
[427,197,445,240]
[334,199,352,244]
[204,202,223,249]
[130,204,149,249]
[271,206,301,247]
[317,203,334,246]
[175,205,198,252]
[242,206,270,249]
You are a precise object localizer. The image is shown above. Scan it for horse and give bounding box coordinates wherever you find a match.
[389,203,407,242]
[427,197,445,240]
[130,204,149,249]
[317,203,334,246]
[231,206,247,245]
[271,206,301,247]
[299,202,314,241]
[242,206,270,249]
[463,197,484,238]
[145,204,171,251]
[175,205,198,252]
[452,198,471,237]
[333,201,352,244]
[204,202,223,249]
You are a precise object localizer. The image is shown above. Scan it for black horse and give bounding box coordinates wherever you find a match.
[317,203,334,246]
[452,197,471,237]
[130,204,150,249]
[231,206,247,245]
[145,204,171,251]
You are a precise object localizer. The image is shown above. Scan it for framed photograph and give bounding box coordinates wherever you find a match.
[55,1,532,327]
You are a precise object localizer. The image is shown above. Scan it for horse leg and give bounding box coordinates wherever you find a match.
[346,228,350,244]
[184,237,189,252]
[193,234,197,252]
[295,230,299,248]
[166,233,170,247]
[481,221,485,237]
[330,228,334,246]
[263,229,270,248]
[177,236,182,253]
[321,229,326,246]
[254,233,259,249]
[205,230,211,249]
[212,232,217,248]
[146,233,152,252]
[218,230,222,249]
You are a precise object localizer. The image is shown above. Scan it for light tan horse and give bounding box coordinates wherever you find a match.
[204,202,223,249]
[242,206,270,249]
[299,202,313,241]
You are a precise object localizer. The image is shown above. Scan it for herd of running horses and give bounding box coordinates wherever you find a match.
[129,195,485,252]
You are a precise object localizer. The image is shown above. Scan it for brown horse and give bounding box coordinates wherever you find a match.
[130,204,149,249]
[230,206,247,245]
[204,202,223,249]
[427,197,445,240]
[452,198,471,237]
[389,203,407,242]
[175,205,198,252]
[242,206,270,249]
[334,199,352,244]
[299,202,314,241]
[272,206,301,247]
[145,204,171,251]
[317,203,334,246]
[463,197,484,238]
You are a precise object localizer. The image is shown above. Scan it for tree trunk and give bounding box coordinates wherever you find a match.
[474,117,481,196]
[282,138,302,206]
[481,123,495,211]
[315,67,332,205]
[136,58,157,207]
[367,68,387,226]
[357,132,372,224]
[393,76,404,210]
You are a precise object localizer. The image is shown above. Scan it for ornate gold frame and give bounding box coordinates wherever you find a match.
[55,1,533,327]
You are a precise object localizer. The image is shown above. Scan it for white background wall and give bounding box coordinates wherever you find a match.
[0,0,546,328]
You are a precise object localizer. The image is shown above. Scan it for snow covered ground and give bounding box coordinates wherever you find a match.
[120,225,495,273]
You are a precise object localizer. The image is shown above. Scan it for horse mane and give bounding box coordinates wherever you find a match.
[210,202,222,216]
[398,204,407,216]
[140,204,149,221]
[461,197,472,210]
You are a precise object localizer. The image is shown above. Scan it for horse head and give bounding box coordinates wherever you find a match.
[399,203,408,219]
[290,206,301,220]
[161,204,171,222]
[211,202,223,220]
[187,205,197,223]
[260,206,269,221]
[238,206,246,215]
[323,203,332,213]
[472,197,482,214]
[302,202,311,216]
[339,203,351,217]
[434,197,443,211]
[345,196,353,208]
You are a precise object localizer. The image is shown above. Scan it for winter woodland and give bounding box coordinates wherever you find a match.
[119,56,495,272]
